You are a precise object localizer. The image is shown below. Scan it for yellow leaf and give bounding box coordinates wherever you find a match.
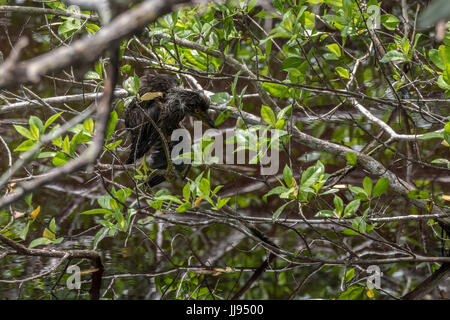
[291,177,297,188]
[441,140,449,147]
[140,91,163,101]
[366,289,374,298]
[43,228,55,240]
[80,268,99,275]
[194,197,203,207]
[442,195,450,201]
[14,211,26,219]
[7,182,16,193]
[426,201,433,212]
[30,205,41,220]
[192,269,217,275]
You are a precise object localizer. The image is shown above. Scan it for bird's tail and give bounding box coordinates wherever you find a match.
[147,174,167,187]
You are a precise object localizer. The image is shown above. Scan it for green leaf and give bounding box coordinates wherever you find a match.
[315,210,335,218]
[84,70,101,80]
[52,151,71,166]
[155,194,183,204]
[83,118,94,134]
[418,131,444,140]
[255,10,279,19]
[363,177,373,198]
[283,165,293,187]
[30,124,40,140]
[445,122,450,134]
[183,182,191,201]
[408,190,430,200]
[401,37,410,58]
[282,56,302,71]
[443,65,450,85]
[57,19,80,38]
[14,139,35,152]
[373,177,389,197]
[106,111,118,141]
[429,48,443,70]
[123,73,140,95]
[338,285,365,300]
[437,75,450,90]
[263,186,288,202]
[52,135,63,148]
[215,197,230,209]
[42,228,55,241]
[327,43,341,57]
[53,237,64,245]
[29,237,53,248]
[335,66,349,79]
[272,201,291,221]
[261,105,277,126]
[80,208,113,215]
[70,131,90,153]
[49,218,56,233]
[262,82,287,98]
[19,221,32,241]
[343,199,360,218]
[211,185,223,197]
[277,105,292,120]
[334,195,344,217]
[198,178,211,198]
[431,158,450,167]
[115,188,131,203]
[44,112,63,130]
[93,227,108,248]
[380,50,406,63]
[104,139,122,150]
[380,14,400,30]
[37,152,56,159]
[113,210,125,229]
[14,125,35,140]
[349,186,365,195]
[210,92,232,105]
[300,161,324,190]
[62,136,71,155]
[345,268,355,282]
[346,152,358,165]
[29,116,44,134]
[176,202,192,213]
[214,109,233,126]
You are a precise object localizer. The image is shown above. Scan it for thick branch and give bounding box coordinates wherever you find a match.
[0,5,99,21]
[401,263,450,300]
[0,0,184,89]
[0,89,128,115]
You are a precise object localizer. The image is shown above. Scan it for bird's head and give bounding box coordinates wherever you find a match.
[170,89,217,128]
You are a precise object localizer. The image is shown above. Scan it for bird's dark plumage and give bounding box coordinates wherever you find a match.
[124,72,215,187]
[124,73,178,165]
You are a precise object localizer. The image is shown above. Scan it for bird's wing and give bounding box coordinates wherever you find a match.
[125,100,161,164]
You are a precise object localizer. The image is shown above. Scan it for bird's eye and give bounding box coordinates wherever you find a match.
[194,108,200,113]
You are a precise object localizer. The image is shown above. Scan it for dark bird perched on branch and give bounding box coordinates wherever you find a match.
[124,72,216,186]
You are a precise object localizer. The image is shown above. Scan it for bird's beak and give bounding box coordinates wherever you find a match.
[196,111,217,129]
